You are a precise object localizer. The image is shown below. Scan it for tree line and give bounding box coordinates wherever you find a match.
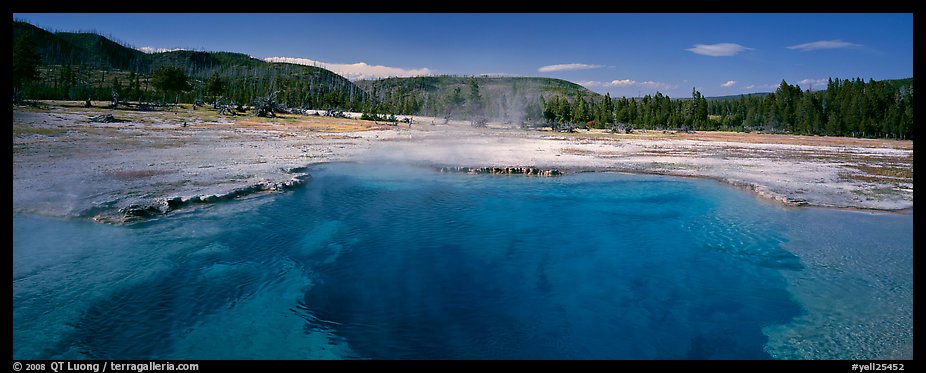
[540,79,913,139]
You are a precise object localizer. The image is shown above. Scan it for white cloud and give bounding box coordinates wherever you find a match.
[786,40,862,52]
[797,78,828,88]
[685,43,754,57]
[264,56,433,81]
[577,81,606,87]
[745,83,778,91]
[578,79,637,88]
[580,79,675,92]
[639,81,677,91]
[721,80,737,88]
[137,46,187,54]
[537,63,605,73]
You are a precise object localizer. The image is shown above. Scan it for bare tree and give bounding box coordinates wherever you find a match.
[254,91,283,118]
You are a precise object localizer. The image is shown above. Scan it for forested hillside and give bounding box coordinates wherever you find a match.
[12,21,369,110]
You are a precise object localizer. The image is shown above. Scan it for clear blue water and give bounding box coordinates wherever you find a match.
[12,163,913,360]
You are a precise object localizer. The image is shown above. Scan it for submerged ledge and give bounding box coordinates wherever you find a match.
[94,167,312,225]
[719,177,808,207]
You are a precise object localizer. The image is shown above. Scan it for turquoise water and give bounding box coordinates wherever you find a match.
[12,163,913,359]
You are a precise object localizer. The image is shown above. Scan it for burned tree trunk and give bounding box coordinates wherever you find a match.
[254,91,282,118]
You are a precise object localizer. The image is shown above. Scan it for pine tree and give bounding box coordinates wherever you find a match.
[467,77,482,120]
[151,66,192,104]
[205,72,227,108]
[542,95,556,123]
[445,86,465,118]
[573,95,588,124]
[556,96,571,124]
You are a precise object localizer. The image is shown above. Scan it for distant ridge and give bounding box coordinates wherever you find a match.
[13,20,369,110]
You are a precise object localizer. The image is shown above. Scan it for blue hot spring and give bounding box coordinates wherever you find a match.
[12,163,912,359]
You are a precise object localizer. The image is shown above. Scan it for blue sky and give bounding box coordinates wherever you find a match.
[14,13,913,98]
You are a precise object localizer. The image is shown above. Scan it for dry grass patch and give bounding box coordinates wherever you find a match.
[561,147,627,157]
[849,164,913,179]
[847,174,901,183]
[232,115,383,133]
[561,148,597,156]
[12,126,69,136]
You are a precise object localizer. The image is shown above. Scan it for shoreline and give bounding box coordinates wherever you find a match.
[560,166,915,215]
[13,101,913,224]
